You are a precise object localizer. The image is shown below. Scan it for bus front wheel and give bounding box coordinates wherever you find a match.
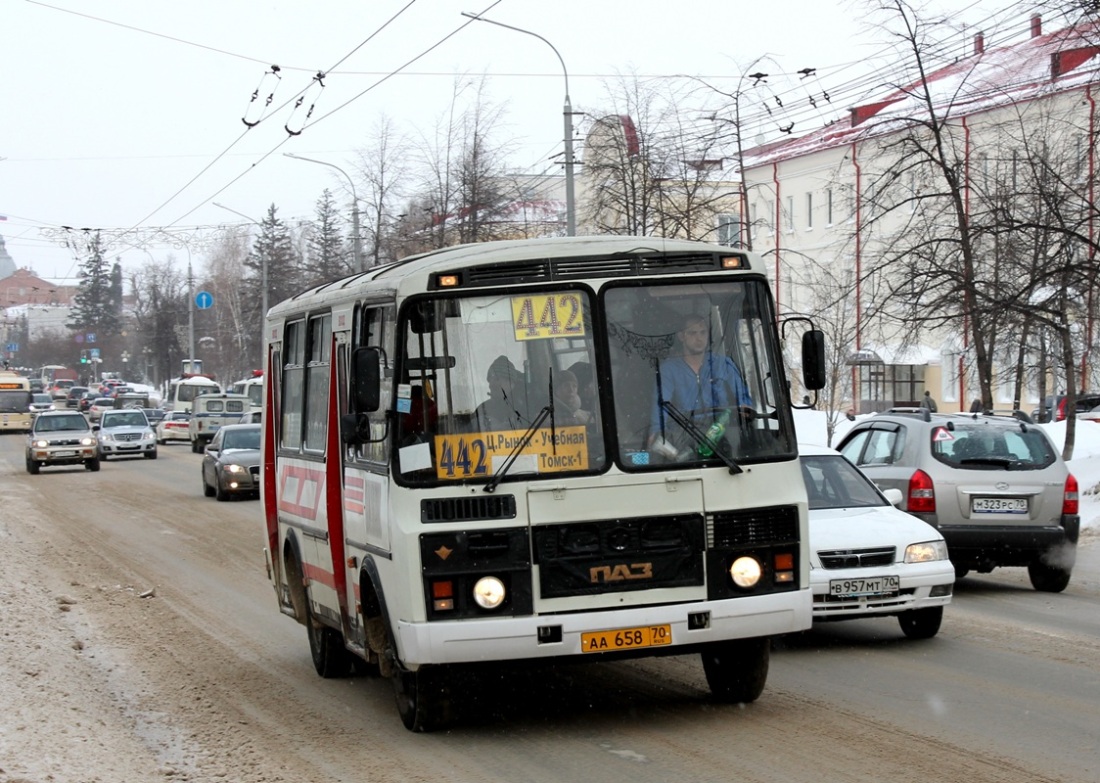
[701,636,770,704]
[393,664,453,733]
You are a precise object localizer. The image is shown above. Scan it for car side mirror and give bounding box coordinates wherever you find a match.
[882,487,904,507]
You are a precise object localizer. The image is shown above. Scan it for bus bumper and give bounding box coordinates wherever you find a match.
[393,589,811,667]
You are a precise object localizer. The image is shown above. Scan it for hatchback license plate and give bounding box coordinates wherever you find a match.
[581,624,672,653]
[972,497,1028,514]
[52,450,76,457]
[829,575,900,597]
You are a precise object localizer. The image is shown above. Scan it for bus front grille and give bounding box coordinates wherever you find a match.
[421,494,518,523]
[709,505,800,548]
[533,514,705,598]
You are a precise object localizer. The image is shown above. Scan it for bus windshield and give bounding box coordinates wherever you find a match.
[0,389,32,413]
[395,278,794,486]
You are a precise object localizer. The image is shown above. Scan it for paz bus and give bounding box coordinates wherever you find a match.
[0,371,34,432]
[261,236,826,731]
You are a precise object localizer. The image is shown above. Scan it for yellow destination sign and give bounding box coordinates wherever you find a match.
[511,292,586,341]
[433,426,589,480]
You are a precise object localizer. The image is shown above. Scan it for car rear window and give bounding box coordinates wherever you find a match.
[931,424,1056,469]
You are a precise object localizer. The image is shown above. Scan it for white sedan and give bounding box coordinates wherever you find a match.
[155,411,192,444]
[800,444,955,639]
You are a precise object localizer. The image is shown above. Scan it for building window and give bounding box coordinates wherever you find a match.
[805,193,813,229]
[716,214,739,247]
[785,196,794,232]
[826,188,834,225]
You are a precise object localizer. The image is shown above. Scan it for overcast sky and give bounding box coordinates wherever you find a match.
[1,0,1031,285]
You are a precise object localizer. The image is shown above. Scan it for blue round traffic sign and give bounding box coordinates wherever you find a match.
[196,291,214,309]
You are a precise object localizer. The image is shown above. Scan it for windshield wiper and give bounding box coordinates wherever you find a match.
[659,401,743,475]
[484,404,553,493]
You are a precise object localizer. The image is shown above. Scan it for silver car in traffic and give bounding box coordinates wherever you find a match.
[837,410,1079,592]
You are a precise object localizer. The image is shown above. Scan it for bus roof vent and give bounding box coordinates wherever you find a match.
[446,253,739,289]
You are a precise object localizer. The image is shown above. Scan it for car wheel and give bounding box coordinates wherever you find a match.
[898,606,943,639]
[306,601,354,679]
[156,437,164,445]
[86,457,100,472]
[215,475,229,502]
[192,439,202,454]
[700,637,770,704]
[1028,560,1072,593]
[145,449,158,460]
[202,470,216,497]
[26,458,40,475]
[953,564,970,579]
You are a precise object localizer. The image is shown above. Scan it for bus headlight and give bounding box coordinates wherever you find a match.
[729,556,763,588]
[472,576,506,609]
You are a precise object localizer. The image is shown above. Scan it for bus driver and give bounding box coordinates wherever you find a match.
[649,314,753,458]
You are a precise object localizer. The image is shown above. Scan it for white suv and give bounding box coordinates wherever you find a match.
[96,409,158,460]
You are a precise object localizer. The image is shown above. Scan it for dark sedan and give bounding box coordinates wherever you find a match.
[201,423,261,501]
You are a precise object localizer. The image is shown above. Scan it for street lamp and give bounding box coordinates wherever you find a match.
[283,152,364,272]
[461,12,576,236]
[213,202,267,367]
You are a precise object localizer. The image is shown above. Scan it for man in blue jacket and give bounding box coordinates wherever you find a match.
[650,315,753,457]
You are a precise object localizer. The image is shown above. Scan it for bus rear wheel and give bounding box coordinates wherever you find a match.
[393,664,453,732]
[306,603,354,679]
[701,637,770,704]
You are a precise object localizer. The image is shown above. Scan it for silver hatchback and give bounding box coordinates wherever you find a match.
[837,410,1079,592]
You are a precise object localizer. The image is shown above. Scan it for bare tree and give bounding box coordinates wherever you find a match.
[355,115,411,267]
[203,230,253,380]
[584,72,737,240]
[128,257,188,386]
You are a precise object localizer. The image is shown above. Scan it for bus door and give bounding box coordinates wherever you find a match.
[342,304,396,559]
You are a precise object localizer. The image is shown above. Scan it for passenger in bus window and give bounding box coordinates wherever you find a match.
[474,356,528,432]
[553,370,593,427]
[566,360,597,411]
[649,314,753,456]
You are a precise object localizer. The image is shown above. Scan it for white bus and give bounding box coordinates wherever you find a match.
[229,371,264,412]
[164,374,221,413]
[262,236,825,731]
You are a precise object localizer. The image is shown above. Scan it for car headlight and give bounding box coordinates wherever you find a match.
[472,576,506,609]
[80,437,95,446]
[32,439,48,448]
[224,464,246,474]
[729,556,763,588]
[905,540,949,563]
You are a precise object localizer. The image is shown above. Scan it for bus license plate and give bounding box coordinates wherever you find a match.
[829,575,900,597]
[972,497,1028,514]
[581,624,672,653]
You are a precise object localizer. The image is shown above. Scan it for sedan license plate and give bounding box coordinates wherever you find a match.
[972,497,1028,514]
[581,624,672,653]
[829,575,900,597]
[52,450,76,457]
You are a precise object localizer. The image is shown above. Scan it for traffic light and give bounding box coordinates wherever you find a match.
[79,350,88,364]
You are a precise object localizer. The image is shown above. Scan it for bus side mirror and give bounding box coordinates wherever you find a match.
[351,346,381,412]
[802,330,827,390]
